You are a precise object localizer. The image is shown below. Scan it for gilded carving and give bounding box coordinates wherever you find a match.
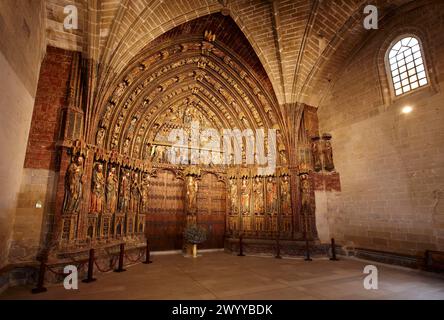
[266,177,277,215]
[229,179,238,214]
[140,173,150,213]
[106,167,118,213]
[240,179,251,215]
[90,163,105,213]
[280,176,291,215]
[300,174,311,215]
[130,172,141,213]
[253,177,264,215]
[96,128,105,147]
[119,169,131,212]
[63,155,84,213]
[185,176,198,215]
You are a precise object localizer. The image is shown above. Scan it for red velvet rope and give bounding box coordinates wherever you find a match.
[124,248,145,263]
[94,256,118,273]
[45,262,85,276]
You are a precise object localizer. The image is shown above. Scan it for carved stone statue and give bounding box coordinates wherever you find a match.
[63,156,84,213]
[90,163,105,213]
[266,177,277,215]
[240,179,250,215]
[106,167,118,213]
[280,176,291,215]
[229,179,238,213]
[123,138,131,155]
[253,177,264,215]
[300,174,312,215]
[186,176,198,215]
[322,133,335,171]
[96,128,105,147]
[311,136,322,172]
[130,172,141,213]
[119,170,131,212]
[155,146,166,163]
[279,149,288,166]
[140,173,150,213]
[278,143,287,166]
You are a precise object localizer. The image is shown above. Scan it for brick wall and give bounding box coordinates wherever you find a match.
[318,3,444,256]
[8,46,73,264]
[0,0,46,269]
[24,46,73,170]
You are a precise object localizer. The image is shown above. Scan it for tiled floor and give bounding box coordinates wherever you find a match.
[1,252,443,300]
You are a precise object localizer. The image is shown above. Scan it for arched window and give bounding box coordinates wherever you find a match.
[387,36,428,97]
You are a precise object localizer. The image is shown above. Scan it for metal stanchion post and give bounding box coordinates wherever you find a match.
[143,239,152,264]
[114,243,126,272]
[31,259,48,294]
[82,248,97,283]
[238,234,245,257]
[330,238,339,261]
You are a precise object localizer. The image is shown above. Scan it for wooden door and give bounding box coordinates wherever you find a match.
[197,173,226,249]
[146,170,185,250]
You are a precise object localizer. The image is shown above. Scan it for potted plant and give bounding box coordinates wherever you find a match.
[183,225,207,258]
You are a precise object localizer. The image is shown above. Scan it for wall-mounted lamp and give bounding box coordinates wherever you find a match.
[402,106,413,114]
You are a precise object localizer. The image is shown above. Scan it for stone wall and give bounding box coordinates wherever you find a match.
[318,3,444,256]
[0,0,46,268]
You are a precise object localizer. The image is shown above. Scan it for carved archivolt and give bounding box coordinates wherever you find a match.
[93,35,286,162]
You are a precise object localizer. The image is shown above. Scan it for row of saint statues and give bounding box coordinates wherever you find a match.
[63,155,311,228]
[227,214,293,234]
[228,176,292,216]
[63,156,152,215]
[90,164,151,214]
[227,173,313,236]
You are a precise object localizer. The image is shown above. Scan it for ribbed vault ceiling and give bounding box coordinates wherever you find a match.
[45,0,416,108]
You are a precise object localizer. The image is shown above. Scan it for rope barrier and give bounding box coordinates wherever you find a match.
[94,256,118,273]
[124,248,145,264]
[31,241,150,294]
[45,265,69,276]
